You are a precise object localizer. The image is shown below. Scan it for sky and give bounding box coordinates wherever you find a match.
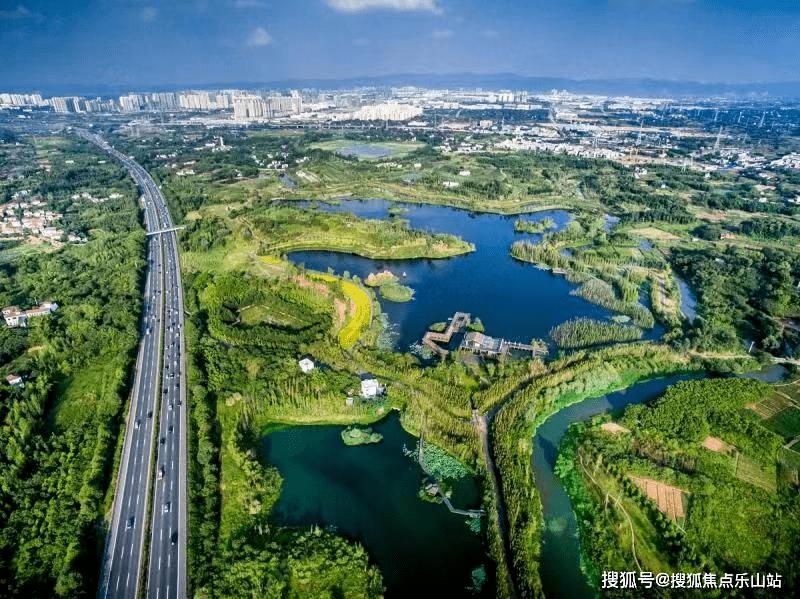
[2,0,800,92]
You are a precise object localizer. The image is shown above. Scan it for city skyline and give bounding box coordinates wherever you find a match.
[2,0,800,93]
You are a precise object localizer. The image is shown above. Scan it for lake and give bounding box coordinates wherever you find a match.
[260,412,494,598]
[290,199,664,351]
[341,144,396,158]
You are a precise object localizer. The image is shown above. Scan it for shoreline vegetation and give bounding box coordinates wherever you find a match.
[341,425,383,445]
[556,378,800,593]
[514,217,556,234]
[376,282,414,302]
[364,270,415,302]
[486,343,759,598]
[550,317,643,349]
[242,203,474,259]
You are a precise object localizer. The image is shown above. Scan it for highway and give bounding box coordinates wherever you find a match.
[79,130,187,599]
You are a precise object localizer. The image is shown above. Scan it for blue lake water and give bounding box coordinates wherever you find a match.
[261,413,493,598]
[290,199,663,351]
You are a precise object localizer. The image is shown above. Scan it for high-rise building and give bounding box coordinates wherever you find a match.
[119,94,142,112]
[50,97,69,113]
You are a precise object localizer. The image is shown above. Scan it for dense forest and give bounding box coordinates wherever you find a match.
[671,245,800,352]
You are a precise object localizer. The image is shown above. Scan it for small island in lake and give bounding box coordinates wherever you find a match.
[341,425,383,446]
[364,270,414,302]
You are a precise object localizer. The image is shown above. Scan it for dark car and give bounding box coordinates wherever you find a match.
[126,516,135,530]
[171,531,178,545]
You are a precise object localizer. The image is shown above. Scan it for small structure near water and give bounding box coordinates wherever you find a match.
[422,312,548,358]
[360,378,384,398]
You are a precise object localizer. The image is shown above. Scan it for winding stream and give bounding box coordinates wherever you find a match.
[532,375,696,599]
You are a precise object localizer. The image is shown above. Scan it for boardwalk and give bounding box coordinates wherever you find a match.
[422,311,471,356]
[416,429,485,519]
[423,312,548,358]
[460,331,548,358]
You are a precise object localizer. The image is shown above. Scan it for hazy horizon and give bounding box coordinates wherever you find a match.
[3,0,800,93]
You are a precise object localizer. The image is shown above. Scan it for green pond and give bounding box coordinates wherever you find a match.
[259,413,494,598]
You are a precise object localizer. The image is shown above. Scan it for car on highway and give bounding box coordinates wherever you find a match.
[126,517,135,530]
[135,419,141,429]
[163,502,171,514]
[158,466,165,480]
[171,531,178,545]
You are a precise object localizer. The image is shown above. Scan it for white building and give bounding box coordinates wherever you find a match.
[360,379,383,398]
[3,301,58,328]
[5,374,23,388]
[298,358,315,373]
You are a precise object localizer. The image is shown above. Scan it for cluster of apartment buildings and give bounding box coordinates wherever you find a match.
[0,90,239,114]
[493,136,623,160]
[232,92,303,120]
[2,302,58,328]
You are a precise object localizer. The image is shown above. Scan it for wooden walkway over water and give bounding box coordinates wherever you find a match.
[422,311,471,356]
[500,340,548,356]
[422,312,548,358]
[416,427,485,519]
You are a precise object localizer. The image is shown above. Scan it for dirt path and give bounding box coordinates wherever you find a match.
[473,409,518,599]
[577,453,642,572]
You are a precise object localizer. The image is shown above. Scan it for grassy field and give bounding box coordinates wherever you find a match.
[50,358,125,429]
[311,274,372,349]
[735,453,777,492]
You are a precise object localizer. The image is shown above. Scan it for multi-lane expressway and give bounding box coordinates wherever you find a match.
[79,130,187,599]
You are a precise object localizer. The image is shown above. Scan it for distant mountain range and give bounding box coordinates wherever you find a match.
[22,74,800,100]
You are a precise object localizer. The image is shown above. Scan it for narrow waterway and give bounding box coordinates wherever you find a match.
[532,375,696,599]
[674,274,697,323]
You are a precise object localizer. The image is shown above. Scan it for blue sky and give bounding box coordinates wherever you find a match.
[2,0,799,91]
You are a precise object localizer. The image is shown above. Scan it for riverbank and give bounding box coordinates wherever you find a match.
[555,376,800,597]
[489,344,703,597]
